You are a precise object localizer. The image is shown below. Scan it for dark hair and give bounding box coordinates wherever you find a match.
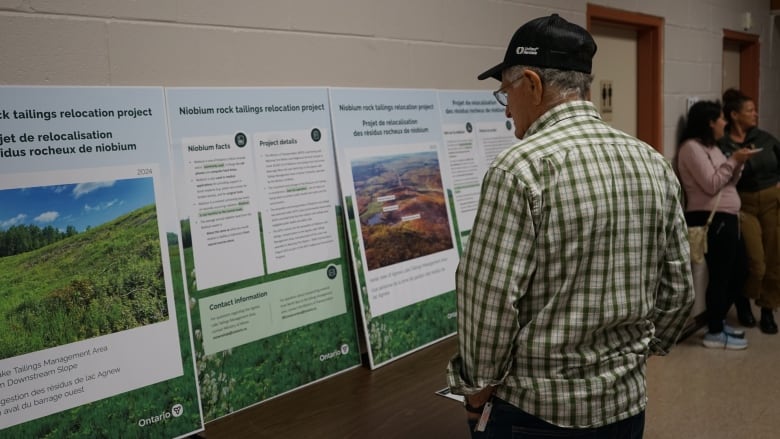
[721,88,752,127]
[681,100,721,146]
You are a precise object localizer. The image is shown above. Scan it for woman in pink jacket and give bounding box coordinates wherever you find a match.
[676,100,759,349]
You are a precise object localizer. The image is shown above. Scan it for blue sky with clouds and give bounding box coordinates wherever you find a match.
[0,177,155,232]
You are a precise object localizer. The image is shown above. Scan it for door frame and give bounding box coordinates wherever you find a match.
[587,4,663,153]
[722,29,760,109]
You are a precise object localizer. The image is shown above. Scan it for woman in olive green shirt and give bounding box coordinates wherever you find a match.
[718,88,780,334]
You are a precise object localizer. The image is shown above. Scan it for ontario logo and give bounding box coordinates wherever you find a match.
[319,344,350,362]
[137,404,184,427]
[516,46,539,55]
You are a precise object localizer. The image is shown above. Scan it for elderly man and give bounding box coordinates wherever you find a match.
[447,14,694,438]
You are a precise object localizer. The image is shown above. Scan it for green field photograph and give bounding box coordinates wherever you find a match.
[4,237,204,438]
[351,150,454,270]
[0,178,169,360]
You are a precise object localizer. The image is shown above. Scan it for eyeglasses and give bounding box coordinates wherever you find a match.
[493,77,523,106]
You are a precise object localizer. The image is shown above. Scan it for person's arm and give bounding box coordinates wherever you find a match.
[447,166,536,397]
[729,161,745,185]
[649,177,695,355]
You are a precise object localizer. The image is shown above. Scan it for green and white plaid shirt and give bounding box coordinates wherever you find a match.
[447,100,694,428]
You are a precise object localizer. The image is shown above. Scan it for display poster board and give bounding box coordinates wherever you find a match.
[0,86,203,438]
[329,88,459,368]
[165,87,360,421]
[437,90,516,241]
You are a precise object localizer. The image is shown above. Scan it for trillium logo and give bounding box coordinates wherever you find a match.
[516,46,539,55]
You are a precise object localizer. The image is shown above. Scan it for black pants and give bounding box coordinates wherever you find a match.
[686,211,749,333]
[467,397,645,438]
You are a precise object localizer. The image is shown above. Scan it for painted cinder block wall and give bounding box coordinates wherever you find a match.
[0,0,778,157]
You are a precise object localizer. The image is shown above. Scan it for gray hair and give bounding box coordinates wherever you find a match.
[504,65,593,101]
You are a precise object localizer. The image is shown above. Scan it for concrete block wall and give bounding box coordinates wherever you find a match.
[659,0,780,158]
[1,0,779,154]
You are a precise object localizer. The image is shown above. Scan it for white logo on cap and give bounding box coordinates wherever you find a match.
[516,46,539,55]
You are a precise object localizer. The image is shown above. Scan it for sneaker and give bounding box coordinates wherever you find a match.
[702,331,748,350]
[723,321,745,338]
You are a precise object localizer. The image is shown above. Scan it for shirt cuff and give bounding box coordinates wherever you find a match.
[446,353,501,395]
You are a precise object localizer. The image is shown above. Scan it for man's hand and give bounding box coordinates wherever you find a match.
[464,386,495,419]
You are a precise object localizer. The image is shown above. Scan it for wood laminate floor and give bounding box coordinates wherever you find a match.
[199,304,780,438]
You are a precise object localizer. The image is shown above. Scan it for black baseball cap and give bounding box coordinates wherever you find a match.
[478,14,597,81]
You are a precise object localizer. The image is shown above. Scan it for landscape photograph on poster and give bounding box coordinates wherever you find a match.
[351,150,454,271]
[0,177,169,360]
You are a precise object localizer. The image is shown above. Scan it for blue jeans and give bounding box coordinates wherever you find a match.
[467,398,644,439]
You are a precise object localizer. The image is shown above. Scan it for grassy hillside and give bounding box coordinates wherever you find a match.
[0,204,169,359]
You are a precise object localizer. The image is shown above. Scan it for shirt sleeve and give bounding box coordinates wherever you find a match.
[447,166,536,394]
[649,177,695,355]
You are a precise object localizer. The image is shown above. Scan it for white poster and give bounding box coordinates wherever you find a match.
[329,87,459,368]
[437,90,516,237]
[0,86,202,438]
[165,87,360,421]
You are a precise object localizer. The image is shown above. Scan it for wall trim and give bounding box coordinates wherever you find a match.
[587,3,664,153]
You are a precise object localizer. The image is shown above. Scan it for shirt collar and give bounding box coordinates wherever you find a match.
[523,100,601,139]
